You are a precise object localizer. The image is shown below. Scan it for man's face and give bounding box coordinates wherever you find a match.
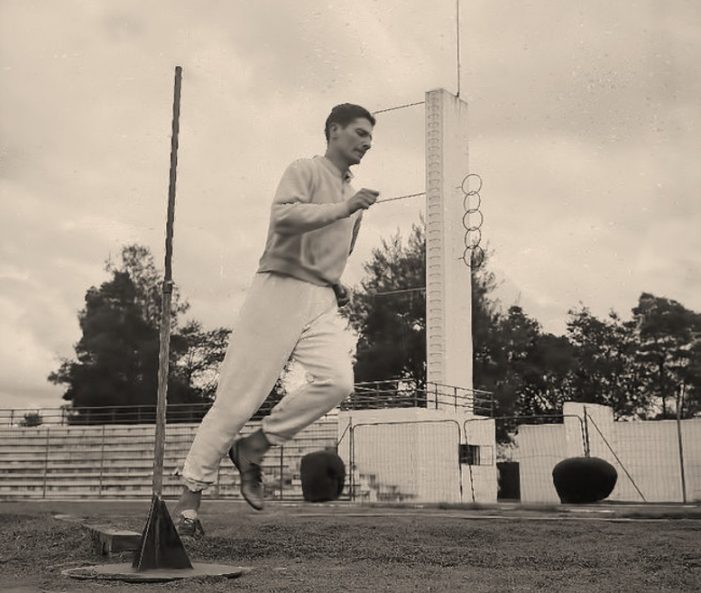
[329,117,374,165]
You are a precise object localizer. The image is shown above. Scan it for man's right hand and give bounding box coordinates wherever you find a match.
[347,188,379,214]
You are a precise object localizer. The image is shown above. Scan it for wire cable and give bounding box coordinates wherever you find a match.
[371,287,426,298]
[372,101,425,115]
[376,192,426,204]
[456,0,462,97]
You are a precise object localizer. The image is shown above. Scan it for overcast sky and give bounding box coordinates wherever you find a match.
[1,1,699,409]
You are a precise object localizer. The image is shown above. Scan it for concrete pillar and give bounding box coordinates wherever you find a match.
[425,88,472,393]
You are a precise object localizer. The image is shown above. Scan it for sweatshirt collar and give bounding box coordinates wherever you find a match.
[315,155,353,182]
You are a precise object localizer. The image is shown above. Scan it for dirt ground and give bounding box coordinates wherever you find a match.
[1,500,699,592]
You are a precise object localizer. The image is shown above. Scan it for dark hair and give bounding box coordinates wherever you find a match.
[324,103,375,142]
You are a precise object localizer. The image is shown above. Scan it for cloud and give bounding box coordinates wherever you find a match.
[0,290,72,408]
[474,118,701,333]
[0,0,699,407]
[464,0,700,140]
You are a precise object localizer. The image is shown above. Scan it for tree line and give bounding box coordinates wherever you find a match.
[49,246,233,423]
[47,226,701,423]
[346,222,701,421]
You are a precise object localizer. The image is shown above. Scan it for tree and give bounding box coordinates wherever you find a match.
[471,249,504,396]
[489,306,576,417]
[632,293,701,419]
[337,219,701,425]
[106,244,189,327]
[518,330,577,417]
[681,340,701,417]
[343,221,507,410]
[565,306,652,418]
[49,270,161,411]
[171,321,231,401]
[344,222,426,389]
[49,244,227,423]
[20,411,43,428]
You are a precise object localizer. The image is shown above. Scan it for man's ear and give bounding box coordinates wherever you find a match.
[328,122,340,140]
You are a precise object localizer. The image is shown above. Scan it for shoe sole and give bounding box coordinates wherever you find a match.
[229,440,264,511]
[176,520,205,539]
[178,529,204,539]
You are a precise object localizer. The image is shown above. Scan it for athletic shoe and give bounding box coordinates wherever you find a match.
[175,514,205,539]
[228,439,265,510]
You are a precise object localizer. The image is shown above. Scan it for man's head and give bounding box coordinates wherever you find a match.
[324,103,375,167]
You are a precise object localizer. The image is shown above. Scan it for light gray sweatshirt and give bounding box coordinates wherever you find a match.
[257,156,362,286]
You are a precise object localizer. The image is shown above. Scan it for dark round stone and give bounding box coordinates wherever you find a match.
[552,456,618,504]
[300,450,346,503]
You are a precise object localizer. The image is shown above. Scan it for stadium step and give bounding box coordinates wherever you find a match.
[0,418,338,499]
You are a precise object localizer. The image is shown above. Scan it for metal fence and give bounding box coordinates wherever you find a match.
[0,380,494,427]
[461,410,701,504]
[10,389,696,504]
[0,380,494,501]
[348,381,493,415]
[0,419,338,501]
[345,419,464,503]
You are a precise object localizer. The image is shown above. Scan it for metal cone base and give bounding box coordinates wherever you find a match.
[63,494,251,582]
[132,493,192,570]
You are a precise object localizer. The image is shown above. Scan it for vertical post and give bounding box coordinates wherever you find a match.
[215,462,221,498]
[279,446,285,500]
[42,428,50,499]
[582,407,591,457]
[349,425,355,502]
[455,0,461,97]
[676,384,688,504]
[99,424,106,498]
[425,89,472,397]
[152,66,183,497]
[456,423,464,502]
[575,416,587,457]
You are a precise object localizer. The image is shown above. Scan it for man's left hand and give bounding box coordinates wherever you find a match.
[333,283,351,307]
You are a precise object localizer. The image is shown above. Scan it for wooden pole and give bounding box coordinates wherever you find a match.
[152,66,183,497]
[676,383,688,504]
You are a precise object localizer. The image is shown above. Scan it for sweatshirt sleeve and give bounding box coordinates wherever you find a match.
[271,160,350,235]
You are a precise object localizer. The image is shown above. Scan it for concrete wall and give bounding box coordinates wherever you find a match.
[463,417,498,503]
[339,408,497,503]
[608,420,681,502]
[682,419,701,502]
[516,404,701,503]
[515,424,565,504]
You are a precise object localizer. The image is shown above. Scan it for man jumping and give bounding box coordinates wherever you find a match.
[174,103,378,536]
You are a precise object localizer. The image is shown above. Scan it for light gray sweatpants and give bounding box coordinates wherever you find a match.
[181,272,355,492]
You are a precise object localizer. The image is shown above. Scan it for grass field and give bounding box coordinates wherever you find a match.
[1,501,699,592]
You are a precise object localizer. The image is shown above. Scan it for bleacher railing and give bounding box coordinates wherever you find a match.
[1,380,494,427]
[347,381,493,416]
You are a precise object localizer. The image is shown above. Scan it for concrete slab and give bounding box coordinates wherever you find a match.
[85,523,141,556]
[62,562,252,582]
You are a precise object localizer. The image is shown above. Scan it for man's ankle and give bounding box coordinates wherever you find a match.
[240,429,271,463]
[180,508,198,520]
[175,487,202,516]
